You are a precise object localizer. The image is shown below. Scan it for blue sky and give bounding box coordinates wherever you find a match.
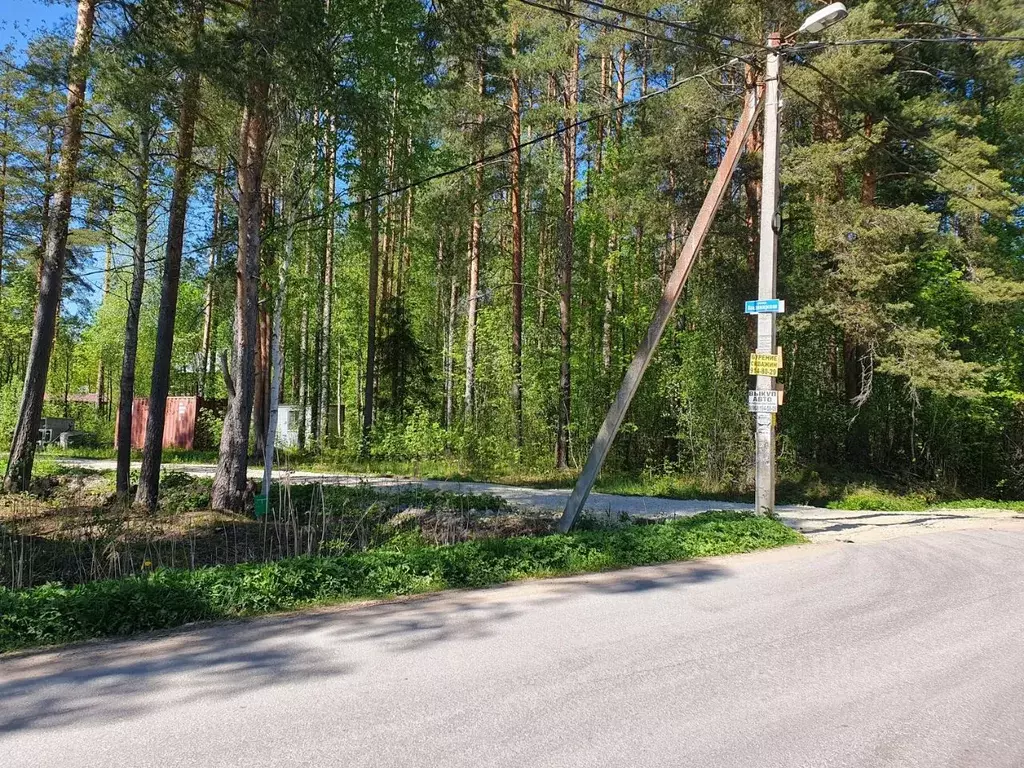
[0,0,72,51]
[0,1,219,316]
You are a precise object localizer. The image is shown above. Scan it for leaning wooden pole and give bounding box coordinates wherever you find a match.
[557,90,761,532]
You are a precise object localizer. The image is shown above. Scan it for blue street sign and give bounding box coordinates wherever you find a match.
[745,299,786,315]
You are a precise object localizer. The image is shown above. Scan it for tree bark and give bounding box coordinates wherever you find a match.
[463,59,484,422]
[200,159,224,399]
[318,119,336,448]
[556,18,579,470]
[37,127,56,280]
[602,236,615,373]
[4,0,97,492]
[600,47,626,377]
[335,331,343,442]
[262,188,295,495]
[361,194,380,455]
[252,189,274,460]
[136,2,203,509]
[116,127,151,497]
[510,44,524,449]
[844,113,879,466]
[444,277,458,430]
[211,0,275,512]
[0,100,8,295]
[96,236,112,411]
[297,203,312,450]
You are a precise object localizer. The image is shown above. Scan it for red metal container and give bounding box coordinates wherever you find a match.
[115,396,221,450]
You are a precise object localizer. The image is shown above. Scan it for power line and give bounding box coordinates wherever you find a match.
[513,0,750,63]
[310,58,743,220]
[780,75,1009,220]
[78,58,745,272]
[800,36,1024,47]
[575,0,768,52]
[791,57,1021,212]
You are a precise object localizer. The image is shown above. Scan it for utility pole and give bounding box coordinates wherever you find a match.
[559,7,847,531]
[753,33,782,516]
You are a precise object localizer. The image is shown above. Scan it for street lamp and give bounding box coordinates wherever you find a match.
[752,4,848,516]
[796,3,850,36]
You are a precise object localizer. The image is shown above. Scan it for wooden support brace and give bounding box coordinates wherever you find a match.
[557,91,762,532]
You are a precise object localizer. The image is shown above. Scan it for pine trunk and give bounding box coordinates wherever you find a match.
[0,103,7,295]
[252,188,274,460]
[296,198,311,450]
[200,159,224,398]
[335,332,343,441]
[4,0,97,492]
[262,190,295,495]
[38,128,55,279]
[601,46,626,376]
[509,46,524,449]
[444,277,458,430]
[463,59,484,422]
[297,204,312,450]
[556,19,579,470]
[211,0,274,511]
[253,301,269,458]
[361,196,380,455]
[136,5,203,508]
[318,121,336,448]
[96,238,112,411]
[116,128,151,497]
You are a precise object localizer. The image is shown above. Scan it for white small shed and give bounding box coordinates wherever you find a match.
[274,405,342,447]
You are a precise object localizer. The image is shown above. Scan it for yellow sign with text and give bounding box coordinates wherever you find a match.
[749,350,783,377]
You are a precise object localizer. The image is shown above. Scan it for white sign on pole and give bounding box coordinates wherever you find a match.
[748,389,779,413]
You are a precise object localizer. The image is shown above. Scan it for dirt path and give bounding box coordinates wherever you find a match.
[55,457,1023,544]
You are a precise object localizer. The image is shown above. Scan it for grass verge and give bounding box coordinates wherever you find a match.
[0,511,802,653]
[34,450,1023,512]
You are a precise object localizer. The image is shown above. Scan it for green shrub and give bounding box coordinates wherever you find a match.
[827,487,930,511]
[0,511,802,652]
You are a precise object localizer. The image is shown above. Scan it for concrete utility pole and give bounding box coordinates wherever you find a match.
[559,6,848,531]
[750,3,848,513]
[754,33,782,516]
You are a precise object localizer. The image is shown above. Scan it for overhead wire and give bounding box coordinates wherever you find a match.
[779,74,1010,220]
[79,56,746,284]
[25,0,1020,292]
[799,36,1024,47]
[790,56,1021,212]
[522,0,1016,220]
[7,0,752,288]
[513,0,752,63]
[295,56,746,226]
[574,0,769,51]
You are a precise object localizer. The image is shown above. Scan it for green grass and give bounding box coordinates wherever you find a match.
[37,446,220,464]
[923,498,1024,512]
[16,447,1024,513]
[824,488,931,511]
[822,486,1024,512]
[0,511,803,653]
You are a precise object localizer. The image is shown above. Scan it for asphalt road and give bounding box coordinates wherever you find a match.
[4,523,1024,768]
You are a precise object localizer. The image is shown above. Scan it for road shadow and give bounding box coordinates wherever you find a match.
[321,560,728,653]
[0,559,729,735]
[792,514,973,536]
[0,615,354,735]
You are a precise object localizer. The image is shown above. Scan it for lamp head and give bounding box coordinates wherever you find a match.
[796,3,849,35]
